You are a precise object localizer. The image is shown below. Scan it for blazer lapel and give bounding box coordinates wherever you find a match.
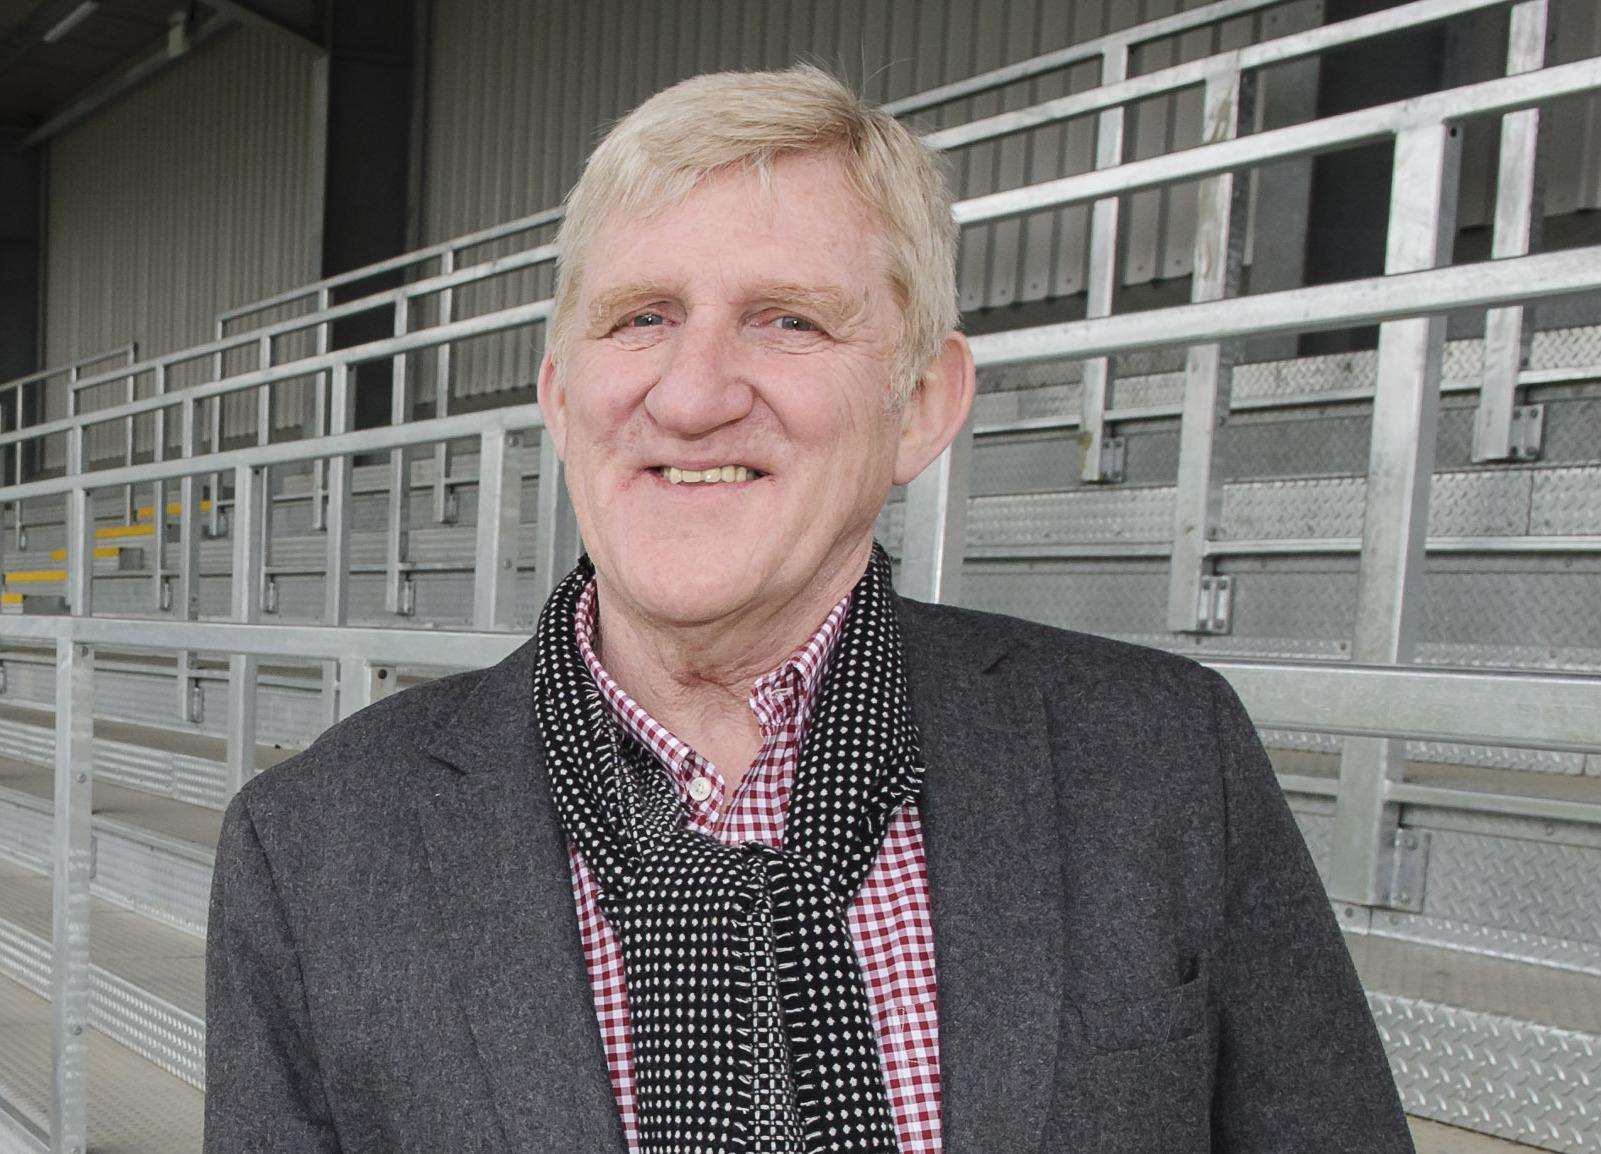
[416,639,625,1152]
[898,596,1064,1152]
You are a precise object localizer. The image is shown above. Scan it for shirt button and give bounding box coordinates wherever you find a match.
[688,777,714,803]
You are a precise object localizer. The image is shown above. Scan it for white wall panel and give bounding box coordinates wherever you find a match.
[44,25,320,467]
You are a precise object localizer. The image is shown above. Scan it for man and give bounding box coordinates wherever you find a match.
[205,66,1413,1153]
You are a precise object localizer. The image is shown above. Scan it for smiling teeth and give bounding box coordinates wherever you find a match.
[664,465,754,484]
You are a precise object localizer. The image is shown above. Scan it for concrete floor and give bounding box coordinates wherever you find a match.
[1410,1117,1547,1152]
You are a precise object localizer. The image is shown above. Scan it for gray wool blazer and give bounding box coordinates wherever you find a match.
[204,593,1414,1153]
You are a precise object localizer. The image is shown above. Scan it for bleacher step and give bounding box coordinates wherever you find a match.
[0,965,201,1154]
[0,858,203,1088]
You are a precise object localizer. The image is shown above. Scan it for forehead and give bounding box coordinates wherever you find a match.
[581,153,893,299]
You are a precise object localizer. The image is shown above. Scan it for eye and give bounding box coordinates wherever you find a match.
[626,311,665,328]
[775,315,819,333]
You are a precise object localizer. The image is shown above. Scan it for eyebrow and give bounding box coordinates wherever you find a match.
[583,279,871,336]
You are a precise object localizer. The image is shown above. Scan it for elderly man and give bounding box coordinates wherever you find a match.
[205,66,1412,1153]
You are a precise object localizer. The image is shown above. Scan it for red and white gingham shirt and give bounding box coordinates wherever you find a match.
[568,575,943,1152]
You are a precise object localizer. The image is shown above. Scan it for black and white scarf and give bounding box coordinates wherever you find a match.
[535,542,925,1153]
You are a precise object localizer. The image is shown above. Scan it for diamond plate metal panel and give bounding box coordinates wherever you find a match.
[966,488,1177,547]
[90,836,211,937]
[1530,326,1601,371]
[1227,568,1361,641]
[1371,992,1601,1153]
[0,799,49,875]
[0,913,205,1090]
[1531,467,1601,535]
[1421,570,1601,651]
[1221,476,1368,540]
[961,563,1169,636]
[1214,412,1374,483]
[1422,829,1601,951]
[1540,399,1601,468]
[1232,349,1379,401]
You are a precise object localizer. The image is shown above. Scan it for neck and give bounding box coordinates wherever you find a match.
[591,539,871,788]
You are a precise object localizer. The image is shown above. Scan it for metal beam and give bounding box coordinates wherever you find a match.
[20,12,233,149]
[201,0,322,53]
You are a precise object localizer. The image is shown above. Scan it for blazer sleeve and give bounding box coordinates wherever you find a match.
[204,790,342,1153]
[1202,669,1415,1153]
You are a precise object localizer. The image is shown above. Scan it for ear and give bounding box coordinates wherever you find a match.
[892,332,976,486]
[535,346,568,459]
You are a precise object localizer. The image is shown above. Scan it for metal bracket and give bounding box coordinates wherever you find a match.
[442,490,459,524]
[1507,403,1544,460]
[1332,900,1372,933]
[1386,828,1430,913]
[0,661,7,694]
[1098,435,1127,483]
[186,678,205,725]
[88,834,98,882]
[263,577,279,615]
[398,578,416,618]
[1194,574,1233,634]
[17,528,26,551]
[207,509,230,539]
[159,578,173,613]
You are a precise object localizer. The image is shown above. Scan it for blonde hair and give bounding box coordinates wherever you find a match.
[548,64,958,405]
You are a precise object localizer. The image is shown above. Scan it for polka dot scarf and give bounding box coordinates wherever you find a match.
[534,542,924,1154]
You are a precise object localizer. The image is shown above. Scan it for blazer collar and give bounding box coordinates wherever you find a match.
[420,595,1062,1153]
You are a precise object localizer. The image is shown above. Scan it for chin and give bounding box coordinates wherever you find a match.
[607,539,769,616]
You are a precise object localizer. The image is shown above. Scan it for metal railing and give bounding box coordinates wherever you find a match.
[0,345,137,551]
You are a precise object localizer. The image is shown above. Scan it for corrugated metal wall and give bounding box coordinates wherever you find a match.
[417,0,1326,400]
[44,25,321,466]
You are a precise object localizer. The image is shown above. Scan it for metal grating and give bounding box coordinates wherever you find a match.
[1372,993,1601,1153]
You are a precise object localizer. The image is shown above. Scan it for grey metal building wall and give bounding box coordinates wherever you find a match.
[43,25,322,466]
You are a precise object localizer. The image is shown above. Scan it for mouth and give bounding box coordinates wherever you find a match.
[647,464,768,486]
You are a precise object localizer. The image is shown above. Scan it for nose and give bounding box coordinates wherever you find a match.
[643,314,754,435]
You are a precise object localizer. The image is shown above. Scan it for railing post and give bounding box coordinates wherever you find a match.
[533,431,580,605]
[208,324,225,538]
[1473,0,1550,462]
[1167,63,1254,633]
[336,656,374,721]
[65,431,91,618]
[385,299,413,615]
[311,287,331,532]
[121,348,137,524]
[151,364,168,612]
[256,334,274,616]
[1077,42,1129,484]
[474,428,521,630]
[1327,120,1461,909]
[226,464,262,796]
[50,635,93,1154]
[899,411,974,605]
[175,397,202,722]
[11,376,24,549]
[322,363,353,728]
[433,250,456,523]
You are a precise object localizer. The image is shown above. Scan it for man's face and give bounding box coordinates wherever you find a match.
[539,152,925,630]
